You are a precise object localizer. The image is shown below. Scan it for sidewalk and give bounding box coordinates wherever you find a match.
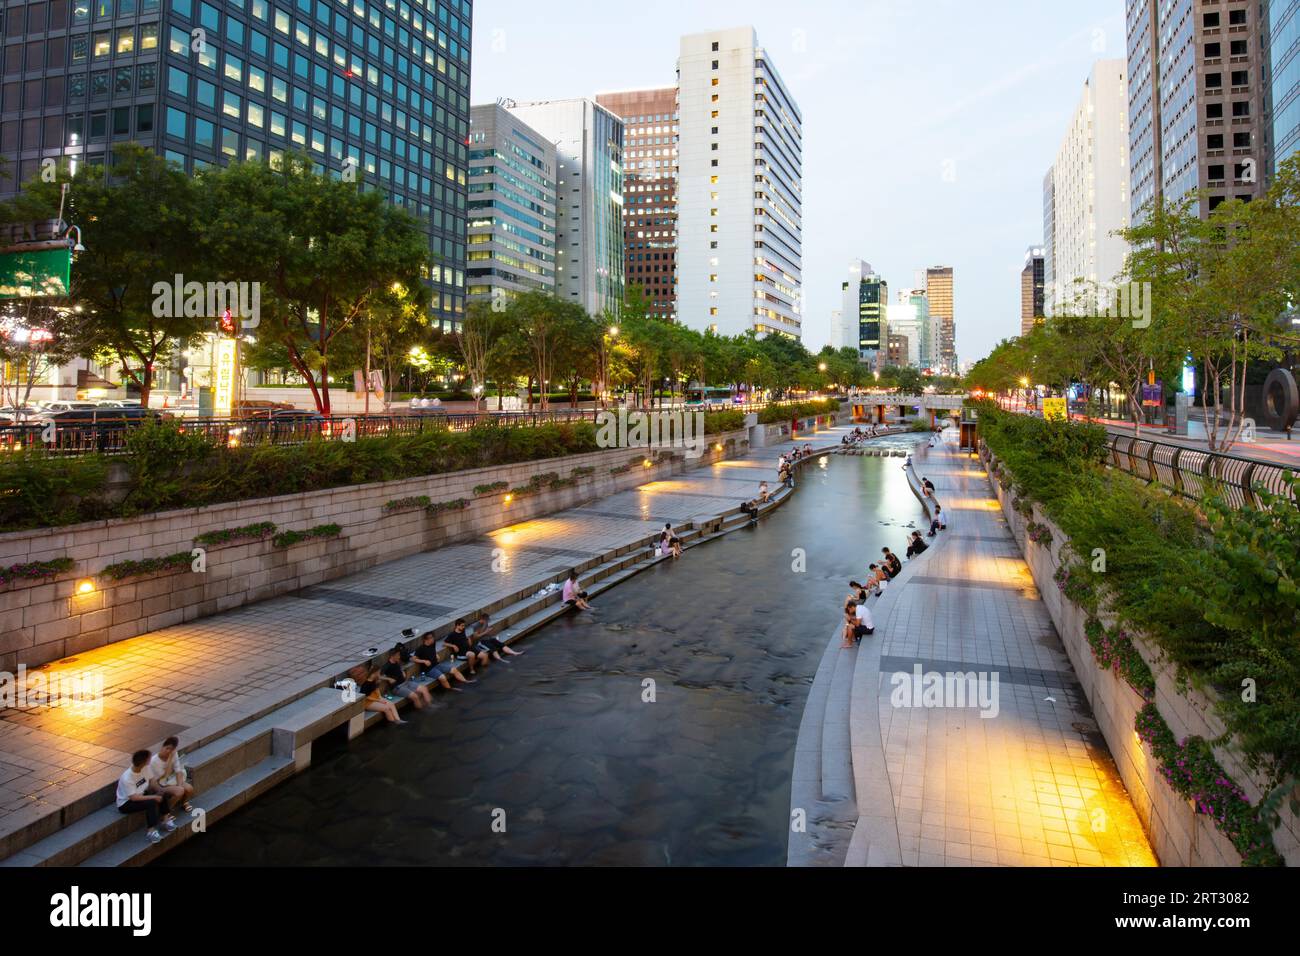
[0,427,839,849]
[847,432,1156,866]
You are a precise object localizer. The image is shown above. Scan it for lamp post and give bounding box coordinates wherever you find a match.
[598,324,619,410]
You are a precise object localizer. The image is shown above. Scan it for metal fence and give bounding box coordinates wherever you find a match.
[1104,433,1296,508]
[0,399,831,458]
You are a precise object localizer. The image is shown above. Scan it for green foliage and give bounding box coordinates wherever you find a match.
[702,410,745,434]
[271,523,342,548]
[473,481,509,496]
[102,551,194,581]
[0,557,74,588]
[1136,704,1283,866]
[0,451,109,530]
[757,399,840,424]
[1083,617,1155,696]
[383,496,430,513]
[193,522,277,547]
[426,498,467,516]
[0,422,600,531]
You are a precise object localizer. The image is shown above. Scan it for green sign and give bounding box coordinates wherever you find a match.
[0,248,72,298]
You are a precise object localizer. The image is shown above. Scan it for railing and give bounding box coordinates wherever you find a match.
[1104,433,1296,508]
[0,399,835,458]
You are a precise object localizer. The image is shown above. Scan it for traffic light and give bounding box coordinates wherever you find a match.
[219,308,237,336]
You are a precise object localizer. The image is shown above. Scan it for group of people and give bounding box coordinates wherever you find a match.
[777,444,814,489]
[840,529,937,648]
[351,610,528,725]
[840,425,885,446]
[115,736,198,845]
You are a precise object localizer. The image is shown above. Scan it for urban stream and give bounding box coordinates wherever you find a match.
[161,439,927,866]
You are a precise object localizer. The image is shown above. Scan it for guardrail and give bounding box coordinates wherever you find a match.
[0,399,836,458]
[1104,433,1296,508]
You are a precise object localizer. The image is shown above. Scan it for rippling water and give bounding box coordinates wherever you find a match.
[161,444,926,867]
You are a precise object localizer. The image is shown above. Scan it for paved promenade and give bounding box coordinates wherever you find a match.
[845,432,1156,866]
[0,428,830,844]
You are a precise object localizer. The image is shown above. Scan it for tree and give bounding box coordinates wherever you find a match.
[0,300,96,411]
[3,145,209,405]
[197,152,428,415]
[504,290,586,411]
[455,299,504,410]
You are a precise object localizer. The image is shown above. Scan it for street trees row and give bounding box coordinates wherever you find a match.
[965,155,1300,448]
[3,145,428,413]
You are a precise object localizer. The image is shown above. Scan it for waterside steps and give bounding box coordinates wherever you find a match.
[1,442,843,867]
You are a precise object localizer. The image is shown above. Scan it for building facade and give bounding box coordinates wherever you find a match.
[1272,0,1300,167]
[676,26,802,338]
[466,101,556,303]
[885,332,908,367]
[1044,60,1130,312]
[1,0,473,330]
[1020,244,1045,337]
[596,87,676,320]
[925,265,955,374]
[887,289,922,368]
[507,97,624,316]
[1126,0,1273,221]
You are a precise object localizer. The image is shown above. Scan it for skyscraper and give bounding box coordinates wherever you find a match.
[926,266,955,374]
[838,260,885,365]
[676,26,802,338]
[887,292,921,367]
[1020,245,1045,337]
[596,87,677,320]
[1044,61,1130,312]
[507,97,625,316]
[1272,0,1300,167]
[0,0,474,331]
[466,102,557,304]
[1126,0,1273,221]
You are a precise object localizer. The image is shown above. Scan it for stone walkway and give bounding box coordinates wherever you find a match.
[0,427,832,845]
[848,432,1156,866]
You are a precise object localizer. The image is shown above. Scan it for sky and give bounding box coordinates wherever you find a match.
[468,0,1126,366]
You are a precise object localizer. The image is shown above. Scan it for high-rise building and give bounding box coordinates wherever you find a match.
[0,0,474,331]
[1272,0,1300,167]
[829,308,854,351]
[1044,61,1130,312]
[926,266,955,374]
[886,332,909,367]
[887,290,922,367]
[596,87,677,320]
[1020,245,1045,337]
[466,102,557,304]
[1126,0,1273,221]
[838,260,885,364]
[507,98,625,316]
[1042,169,1056,295]
[676,26,802,338]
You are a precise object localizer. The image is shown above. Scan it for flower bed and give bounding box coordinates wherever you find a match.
[0,557,74,588]
[193,521,278,547]
[101,552,193,581]
[271,523,342,548]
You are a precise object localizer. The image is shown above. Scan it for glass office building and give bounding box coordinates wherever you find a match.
[1273,0,1300,166]
[0,0,471,329]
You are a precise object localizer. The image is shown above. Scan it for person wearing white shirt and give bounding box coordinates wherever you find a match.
[148,735,196,816]
[116,749,172,844]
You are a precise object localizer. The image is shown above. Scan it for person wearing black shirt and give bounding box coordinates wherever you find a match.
[411,633,473,689]
[882,547,902,578]
[906,531,930,558]
[380,647,433,708]
[445,619,490,674]
[473,613,524,662]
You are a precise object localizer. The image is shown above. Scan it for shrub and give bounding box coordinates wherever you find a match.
[473,481,509,496]
[757,399,840,424]
[426,498,467,516]
[0,557,74,588]
[102,551,194,581]
[703,410,745,434]
[271,523,342,548]
[383,495,431,513]
[0,451,109,530]
[193,521,277,547]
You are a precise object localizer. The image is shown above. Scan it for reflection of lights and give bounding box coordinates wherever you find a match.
[76,580,95,595]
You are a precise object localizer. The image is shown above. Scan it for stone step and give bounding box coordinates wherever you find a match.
[786,630,839,867]
[79,754,297,867]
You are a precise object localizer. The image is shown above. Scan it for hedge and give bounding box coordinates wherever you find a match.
[0,420,600,531]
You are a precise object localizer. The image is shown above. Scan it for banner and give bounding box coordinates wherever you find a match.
[1042,397,1067,422]
[0,248,72,298]
[214,338,238,418]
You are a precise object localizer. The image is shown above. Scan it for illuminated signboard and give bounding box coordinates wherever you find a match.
[214,338,238,418]
[1042,397,1067,422]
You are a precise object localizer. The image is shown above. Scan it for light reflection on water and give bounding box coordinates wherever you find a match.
[160,447,926,867]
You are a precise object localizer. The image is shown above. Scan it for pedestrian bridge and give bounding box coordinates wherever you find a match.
[845,392,966,425]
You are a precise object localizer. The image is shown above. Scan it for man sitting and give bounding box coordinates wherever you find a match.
[906,531,929,558]
[411,631,473,689]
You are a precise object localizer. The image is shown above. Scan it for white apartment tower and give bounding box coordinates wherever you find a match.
[1043,60,1131,314]
[676,27,803,338]
[506,98,626,316]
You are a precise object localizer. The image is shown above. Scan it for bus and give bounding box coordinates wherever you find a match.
[684,387,737,408]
